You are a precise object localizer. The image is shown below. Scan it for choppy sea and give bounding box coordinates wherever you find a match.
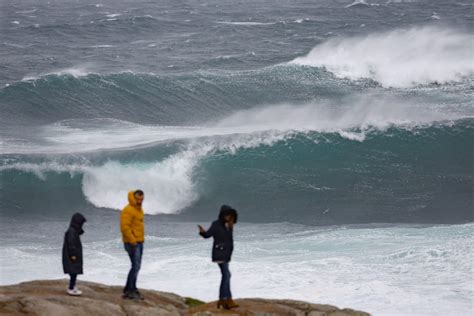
[1,0,473,315]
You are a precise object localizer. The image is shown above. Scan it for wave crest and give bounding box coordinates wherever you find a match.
[290,26,474,88]
[2,96,466,155]
[1,120,472,219]
[82,152,200,214]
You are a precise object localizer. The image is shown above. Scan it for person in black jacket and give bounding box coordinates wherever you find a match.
[62,213,86,296]
[198,205,239,309]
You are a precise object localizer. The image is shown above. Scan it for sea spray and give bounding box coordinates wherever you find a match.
[2,96,467,154]
[290,26,474,88]
[82,152,201,214]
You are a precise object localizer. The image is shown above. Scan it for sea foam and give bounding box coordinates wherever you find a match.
[1,97,468,214]
[290,26,474,88]
[21,66,94,81]
[82,152,200,214]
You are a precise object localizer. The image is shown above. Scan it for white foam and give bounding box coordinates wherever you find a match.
[2,95,467,155]
[0,155,202,215]
[386,0,416,2]
[216,21,275,26]
[336,130,367,141]
[22,65,93,81]
[105,13,121,18]
[212,98,461,134]
[82,152,201,214]
[345,0,369,8]
[431,12,440,20]
[1,222,472,315]
[290,26,474,88]
[0,162,86,180]
[90,44,115,48]
[3,42,32,49]
[16,9,37,14]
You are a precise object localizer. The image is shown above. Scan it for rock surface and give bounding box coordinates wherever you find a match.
[0,280,370,316]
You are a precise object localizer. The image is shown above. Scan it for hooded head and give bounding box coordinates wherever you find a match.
[128,190,144,209]
[69,212,86,234]
[218,205,238,224]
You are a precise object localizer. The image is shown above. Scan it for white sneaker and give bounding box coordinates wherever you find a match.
[66,288,82,296]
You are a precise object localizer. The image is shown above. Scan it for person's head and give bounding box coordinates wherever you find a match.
[218,205,238,224]
[134,190,144,207]
[70,213,87,233]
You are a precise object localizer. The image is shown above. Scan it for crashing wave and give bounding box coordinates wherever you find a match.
[290,26,474,88]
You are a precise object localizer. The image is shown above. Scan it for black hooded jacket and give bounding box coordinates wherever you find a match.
[62,213,86,275]
[200,205,237,262]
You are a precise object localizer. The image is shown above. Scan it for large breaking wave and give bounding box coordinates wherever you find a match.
[290,26,474,88]
[1,25,473,223]
[1,102,472,222]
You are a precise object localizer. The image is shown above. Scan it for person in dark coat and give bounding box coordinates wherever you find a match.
[62,213,86,296]
[198,205,239,309]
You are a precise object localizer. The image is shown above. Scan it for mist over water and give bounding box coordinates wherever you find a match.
[1,0,473,315]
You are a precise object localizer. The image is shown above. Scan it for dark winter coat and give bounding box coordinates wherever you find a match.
[62,213,86,275]
[200,219,234,262]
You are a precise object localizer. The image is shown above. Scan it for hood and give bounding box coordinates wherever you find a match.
[69,212,86,234]
[218,205,238,224]
[128,191,142,210]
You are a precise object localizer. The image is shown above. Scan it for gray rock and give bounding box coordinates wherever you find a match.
[0,280,370,316]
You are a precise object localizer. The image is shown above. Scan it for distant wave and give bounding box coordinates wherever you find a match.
[290,26,474,88]
[216,21,276,26]
[21,66,95,81]
[345,0,369,8]
[105,13,121,18]
[4,64,472,132]
[89,44,115,48]
[2,96,467,155]
[15,9,38,14]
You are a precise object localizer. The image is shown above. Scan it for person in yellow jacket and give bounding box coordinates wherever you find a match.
[120,190,145,300]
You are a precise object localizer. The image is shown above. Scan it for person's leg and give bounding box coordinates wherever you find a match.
[131,243,143,292]
[218,263,232,299]
[218,263,225,300]
[124,243,136,294]
[69,274,77,290]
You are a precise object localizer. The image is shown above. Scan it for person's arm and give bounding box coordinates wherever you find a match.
[66,231,79,260]
[198,222,216,238]
[120,208,137,245]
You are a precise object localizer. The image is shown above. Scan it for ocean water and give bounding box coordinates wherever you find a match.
[1,0,473,315]
[1,216,473,316]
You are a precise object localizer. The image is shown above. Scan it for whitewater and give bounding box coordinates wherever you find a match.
[1,0,473,315]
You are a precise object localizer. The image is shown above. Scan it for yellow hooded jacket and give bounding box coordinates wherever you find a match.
[120,191,145,244]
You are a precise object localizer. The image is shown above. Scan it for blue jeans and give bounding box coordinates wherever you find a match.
[69,273,77,290]
[124,242,143,294]
[218,262,232,299]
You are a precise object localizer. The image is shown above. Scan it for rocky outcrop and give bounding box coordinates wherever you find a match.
[0,280,370,316]
[0,280,185,316]
[188,299,370,316]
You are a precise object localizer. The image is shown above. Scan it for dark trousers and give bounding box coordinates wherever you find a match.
[68,273,77,290]
[218,262,232,299]
[124,242,143,294]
